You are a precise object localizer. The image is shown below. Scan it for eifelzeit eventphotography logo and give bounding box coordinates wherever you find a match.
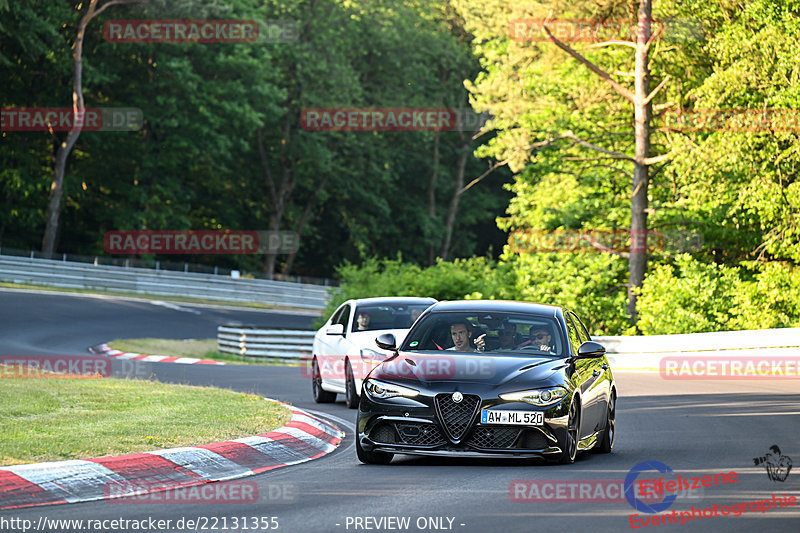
[753,445,793,482]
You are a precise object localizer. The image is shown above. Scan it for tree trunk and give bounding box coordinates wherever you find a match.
[41,4,93,255]
[258,117,295,280]
[427,131,440,264]
[262,165,293,280]
[628,0,653,322]
[439,131,470,260]
[281,173,330,275]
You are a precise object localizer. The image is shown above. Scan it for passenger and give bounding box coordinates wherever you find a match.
[497,321,517,350]
[448,320,486,352]
[410,308,424,323]
[518,325,555,351]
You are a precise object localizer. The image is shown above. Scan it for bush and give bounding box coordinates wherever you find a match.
[486,252,630,335]
[315,252,630,335]
[313,256,510,328]
[636,254,800,334]
[317,253,799,335]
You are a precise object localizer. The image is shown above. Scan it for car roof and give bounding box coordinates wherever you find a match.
[426,300,563,317]
[350,296,437,305]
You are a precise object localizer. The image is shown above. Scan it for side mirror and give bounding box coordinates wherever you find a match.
[577,341,606,358]
[326,323,345,336]
[375,333,397,351]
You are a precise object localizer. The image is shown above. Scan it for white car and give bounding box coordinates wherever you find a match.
[311,297,436,408]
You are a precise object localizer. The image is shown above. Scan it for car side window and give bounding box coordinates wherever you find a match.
[568,312,588,344]
[330,305,345,325]
[571,312,591,341]
[565,316,581,355]
[336,305,351,330]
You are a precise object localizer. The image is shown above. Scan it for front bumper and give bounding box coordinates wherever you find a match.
[357,391,571,457]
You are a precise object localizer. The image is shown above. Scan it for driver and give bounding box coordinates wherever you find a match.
[447,320,486,352]
[356,310,371,331]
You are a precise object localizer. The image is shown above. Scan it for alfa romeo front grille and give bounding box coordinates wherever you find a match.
[434,393,480,441]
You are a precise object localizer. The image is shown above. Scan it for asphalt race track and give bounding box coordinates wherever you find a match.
[1,290,798,533]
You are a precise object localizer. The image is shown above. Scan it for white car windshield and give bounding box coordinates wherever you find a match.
[352,303,432,332]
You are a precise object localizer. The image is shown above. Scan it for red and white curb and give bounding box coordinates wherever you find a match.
[91,343,225,365]
[0,401,343,510]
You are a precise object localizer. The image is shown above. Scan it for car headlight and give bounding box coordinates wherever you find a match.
[500,387,568,406]
[360,348,386,361]
[363,378,419,399]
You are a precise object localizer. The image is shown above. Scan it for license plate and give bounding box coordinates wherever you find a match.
[480,410,543,426]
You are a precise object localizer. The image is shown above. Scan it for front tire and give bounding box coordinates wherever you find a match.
[556,397,580,464]
[595,391,615,453]
[356,437,394,465]
[312,358,336,403]
[345,360,359,409]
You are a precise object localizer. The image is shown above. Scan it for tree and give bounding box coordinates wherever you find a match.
[2,0,511,278]
[540,0,669,320]
[454,0,673,323]
[41,0,146,256]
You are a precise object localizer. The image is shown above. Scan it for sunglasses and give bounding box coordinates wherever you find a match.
[532,333,549,339]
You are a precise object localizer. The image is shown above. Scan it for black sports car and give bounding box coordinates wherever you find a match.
[356,300,616,464]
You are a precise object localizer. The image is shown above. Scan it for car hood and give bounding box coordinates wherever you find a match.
[370,351,567,387]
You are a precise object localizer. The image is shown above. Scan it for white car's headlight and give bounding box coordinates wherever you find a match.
[360,348,385,361]
[363,378,419,399]
[500,387,568,406]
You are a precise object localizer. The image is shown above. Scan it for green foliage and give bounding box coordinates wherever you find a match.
[0,0,510,276]
[316,252,629,335]
[314,256,508,328]
[4,0,800,336]
[326,250,799,335]
[447,0,800,334]
[494,252,631,335]
[636,255,800,334]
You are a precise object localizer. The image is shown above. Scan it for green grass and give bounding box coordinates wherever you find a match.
[0,281,321,313]
[108,338,300,366]
[0,377,292,466]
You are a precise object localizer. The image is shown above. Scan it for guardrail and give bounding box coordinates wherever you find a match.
[595,327,800,371]
[217,325,316,362]
[0,255,330,309]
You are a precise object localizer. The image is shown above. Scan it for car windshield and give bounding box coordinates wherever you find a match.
[400,311,565,356]
[352,303,433,332]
